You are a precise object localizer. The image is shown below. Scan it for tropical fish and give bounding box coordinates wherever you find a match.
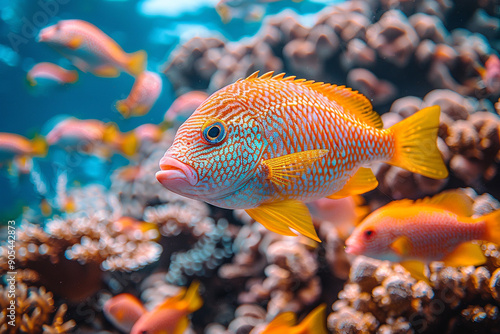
[0,133,47,175]
[216,0,303,23]
[156,71,448,242]
[259,304,328,334]
[482,54,500,94]
[116,71,163,118]
[38,19,146,77]
[130,281,202,334]
[164,91,209,126]
[26,62,78,86]
[103,293,147,333]
[133,123,165,143]
[345,190,500,278]
[112,216,159,240]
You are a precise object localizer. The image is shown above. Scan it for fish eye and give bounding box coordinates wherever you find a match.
[202,120,226,144]
[364,229,375,239]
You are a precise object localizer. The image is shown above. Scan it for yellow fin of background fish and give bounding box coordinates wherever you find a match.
[400,260,428,282]
[327,167,378,199]
[116,100,131,118]
[388,105,449,179]
[390,235,412,257]
[31,135,48,156]
[482,209,500,243]
[67,36,83,49]
[264,312,297,331]
[296,304,328,334]
[127,50,147,77]
[92,64,120,78]
[245,200,321,242]
[121,132,139,157]
[103,123,119,144]
[262,149,328,186]
[442,242,486,267]
[173,316,189,334]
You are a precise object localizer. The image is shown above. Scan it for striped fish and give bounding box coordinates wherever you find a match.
[156,72,448,241]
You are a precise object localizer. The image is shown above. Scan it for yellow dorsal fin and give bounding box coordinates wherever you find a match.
[262,149,328,187]
[245,200,320,242]
[264,312,297,331]
[297,304,328,334]
[243,71,382,128]
[385,190,473,217]
[442,242,486,267]
[390,236,412,257]
[327,167,378,199]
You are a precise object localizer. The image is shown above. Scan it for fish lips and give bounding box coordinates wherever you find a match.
[156,156,198,191]
[344,239,363,255]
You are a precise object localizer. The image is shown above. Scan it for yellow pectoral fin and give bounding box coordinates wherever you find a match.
[172,316,189,334]
[92,64,120,78]
[67,36,83,49]
[263,149,328,186]
[327,167,378,199]
[400,260,429,282]
[264,312,296,331]
[442,242,486,267]
[390,236,413,257]
[245,200,321,242]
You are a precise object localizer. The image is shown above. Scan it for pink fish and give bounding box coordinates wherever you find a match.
[164,91,209,126]
[116,71,162,118]
[38,20,146,77]
[103,294,146,333]
[27,62,78,86]
[0,133,47,174]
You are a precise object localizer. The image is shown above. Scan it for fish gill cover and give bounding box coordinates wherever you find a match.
[0,0,500,333]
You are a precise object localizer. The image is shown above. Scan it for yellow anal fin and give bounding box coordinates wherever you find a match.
[327,167,378,199]
[245,200,320,242]
[390,236,413,257]
[263,312,296,332]
[442,242,486,267]
[263,149,328,187]
[400,260,428,282]
[92,64,120,78]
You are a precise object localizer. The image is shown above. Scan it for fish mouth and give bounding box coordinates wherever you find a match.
[344,239,363,255]
[156,156,198,190]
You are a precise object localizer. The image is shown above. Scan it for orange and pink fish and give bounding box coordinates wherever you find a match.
[116,71,163,118]
[257,304,328,334]
[156,71,448,242]
[345,190,500,278]
[103,293,146,333]
[133,123,165,144]
[164,90,209,126]
[0,133,47,174]
[26,62,78,86]
[38,19,146,78]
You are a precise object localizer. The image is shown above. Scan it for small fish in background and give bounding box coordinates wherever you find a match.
[130,281,203,334]
[26,62,79,86]
[38,19,147,78]
[345,189,500,280]
[103,293,147,333]
[216,0,303,23]
[0,133,47,176]
[112,216,159,240]
[133,123,166,144]
[475,54,500,95]
[157,72,448,242]
[164,90,209,127]
[116,71,163,118]
[257,304,328,334]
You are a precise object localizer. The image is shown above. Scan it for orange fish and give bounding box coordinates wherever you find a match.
[156,71,448,242]
[133,123,165,143]
[345,190,500,278]
[164,90,209,126]
[112,216,159,240]
[38,20,146,77]
[130,281,202,334]
[0,133,47,174]
[259,304,328,334]
[103,293,146,333]
[26,62,78,86]
[116,71,163,118]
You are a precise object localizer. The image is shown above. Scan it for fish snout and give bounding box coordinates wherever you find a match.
[156,156,198,190]
[37,28,52,42]
[344,238,363,255]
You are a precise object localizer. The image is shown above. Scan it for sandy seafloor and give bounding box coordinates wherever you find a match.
[1,0,500,333]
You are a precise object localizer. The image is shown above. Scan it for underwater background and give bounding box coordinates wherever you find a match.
[1,0,500,333]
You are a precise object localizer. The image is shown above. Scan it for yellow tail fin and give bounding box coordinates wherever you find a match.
[127,50,147,77]
[31,135,48,157]
[183,281,203,313]
[483,210,500,244]
[388,105,448,179]
[297,304,328,334]
[115,100,131,118]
